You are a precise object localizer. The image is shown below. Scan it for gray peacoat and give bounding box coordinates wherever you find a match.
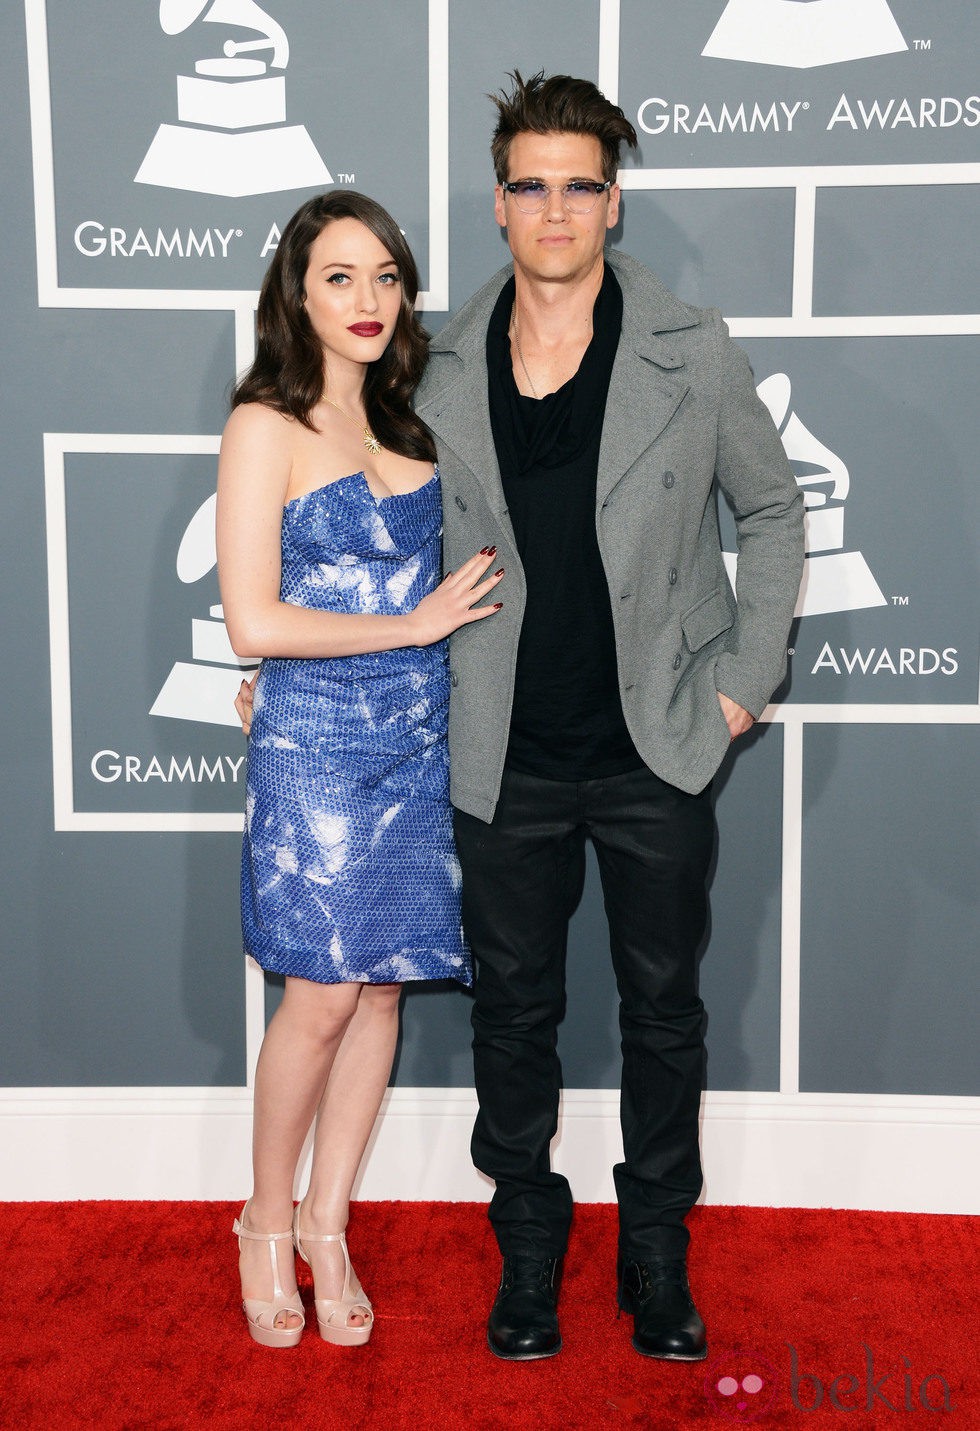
[415,248,805,822]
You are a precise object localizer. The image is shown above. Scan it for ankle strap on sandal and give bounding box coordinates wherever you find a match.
[233,1219,294,1241]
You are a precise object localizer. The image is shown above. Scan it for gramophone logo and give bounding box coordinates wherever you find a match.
[724,374,887,618]
[150,493,258,726]
[702,0,908,69]
[136,0,332,197]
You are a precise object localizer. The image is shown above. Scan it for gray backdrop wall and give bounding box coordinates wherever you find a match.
[2,0,977,1208]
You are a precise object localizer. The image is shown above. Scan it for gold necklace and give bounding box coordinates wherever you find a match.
[325,398,382,456]
[509,309,539,399]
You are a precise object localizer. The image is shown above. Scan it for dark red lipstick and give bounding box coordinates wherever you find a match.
[348,322,384,337]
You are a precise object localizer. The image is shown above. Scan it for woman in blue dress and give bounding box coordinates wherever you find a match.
[216,192,503,1349]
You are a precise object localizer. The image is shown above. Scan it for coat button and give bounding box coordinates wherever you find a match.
[450,671,459,687]
[672,653,682,670]
[663,470,675,488]
[454,495,467,511]
[669,567,677,586]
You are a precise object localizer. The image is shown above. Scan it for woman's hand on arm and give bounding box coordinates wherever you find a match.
[404,551,504,646]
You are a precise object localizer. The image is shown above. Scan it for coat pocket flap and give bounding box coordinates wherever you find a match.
[681,588,733,652]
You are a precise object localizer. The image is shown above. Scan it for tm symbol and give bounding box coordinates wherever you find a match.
[892,595,910,606]
[913,38,932,51]
[337,172,356,184]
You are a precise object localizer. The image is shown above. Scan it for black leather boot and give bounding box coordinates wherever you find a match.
[617,1257,707,1360]
[487,1254,563,1360]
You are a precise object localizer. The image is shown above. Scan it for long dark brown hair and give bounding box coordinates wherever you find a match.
[233,191,436,462]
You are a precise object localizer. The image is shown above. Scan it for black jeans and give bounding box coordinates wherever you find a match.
[453,764,714,1262]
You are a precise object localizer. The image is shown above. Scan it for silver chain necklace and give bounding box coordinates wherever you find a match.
[509,309,539,399]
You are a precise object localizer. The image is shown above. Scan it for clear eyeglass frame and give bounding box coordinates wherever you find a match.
[502,179,613,214]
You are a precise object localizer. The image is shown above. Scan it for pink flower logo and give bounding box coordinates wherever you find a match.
[704,1350,779,1421]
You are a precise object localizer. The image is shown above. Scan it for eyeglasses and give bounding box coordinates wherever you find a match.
[502,179,613,214]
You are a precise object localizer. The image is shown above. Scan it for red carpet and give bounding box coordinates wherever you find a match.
[3,1202,975,1428]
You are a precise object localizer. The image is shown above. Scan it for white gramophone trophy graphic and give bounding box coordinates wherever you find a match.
[723,373,887,618]
[702,0,908,69]
[150,493,258,726]
[136,0,331,196]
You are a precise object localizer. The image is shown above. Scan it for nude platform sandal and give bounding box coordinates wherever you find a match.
[293,1208,374,1346]
[233,1205,306,1348]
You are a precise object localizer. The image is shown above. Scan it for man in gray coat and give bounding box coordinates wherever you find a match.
[414,72,804,1363]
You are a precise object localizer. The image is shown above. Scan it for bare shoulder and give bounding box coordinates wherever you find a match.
[221,400,293,452]
[218,402,295,510]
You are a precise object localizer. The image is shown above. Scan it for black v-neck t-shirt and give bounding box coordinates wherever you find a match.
[486,266,643,781]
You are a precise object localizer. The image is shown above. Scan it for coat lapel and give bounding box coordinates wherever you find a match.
[596,251,698,506]
[416,267,512,523]
[597,344,690,507]
[417,353,510,521]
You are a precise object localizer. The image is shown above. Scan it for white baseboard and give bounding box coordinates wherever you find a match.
[2,1087,977,1212]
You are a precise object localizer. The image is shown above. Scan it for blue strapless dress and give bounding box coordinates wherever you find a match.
[241,469,471,986]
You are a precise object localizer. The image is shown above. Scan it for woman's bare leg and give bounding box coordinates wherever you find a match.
[239,976,365,1330]
[296,982,403,1321]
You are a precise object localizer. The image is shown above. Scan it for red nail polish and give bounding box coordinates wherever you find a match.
[493,602,503,610]
[494,568,504,578]
[487,546,497,556]
[479,547,490,555]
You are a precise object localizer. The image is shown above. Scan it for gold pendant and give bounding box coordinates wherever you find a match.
[363,429,381,456]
